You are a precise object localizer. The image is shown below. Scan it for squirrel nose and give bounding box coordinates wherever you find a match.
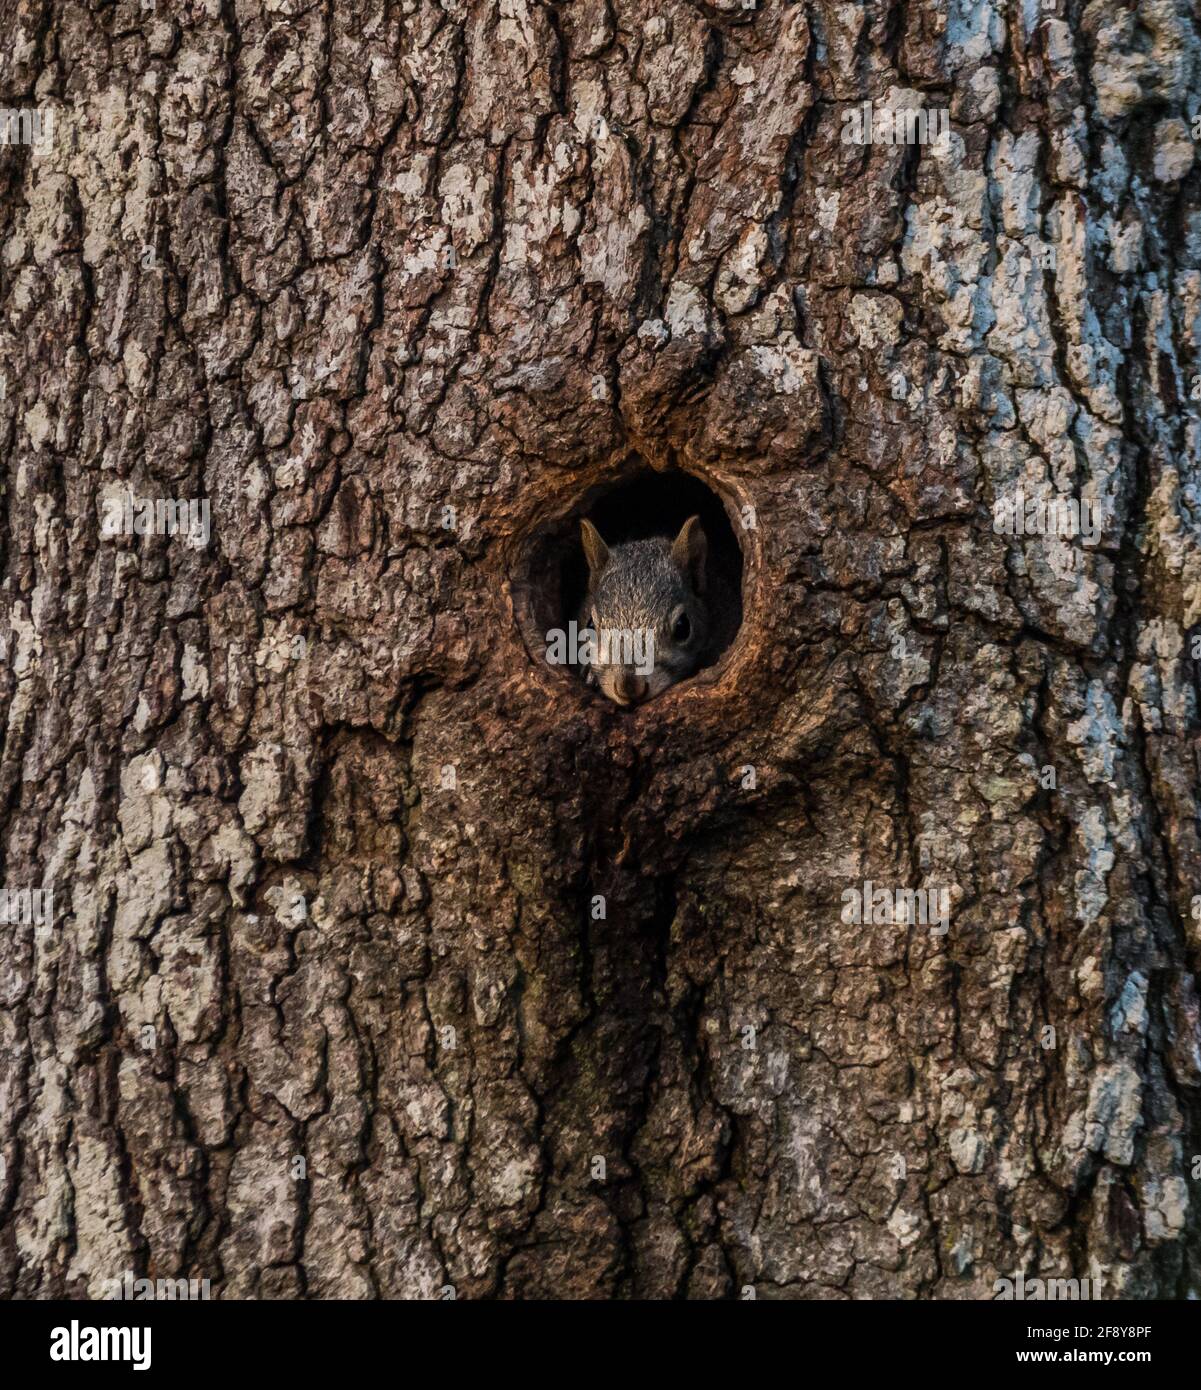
[614,670,648,706]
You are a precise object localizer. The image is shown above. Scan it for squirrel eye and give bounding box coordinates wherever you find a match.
[672,612,691,643]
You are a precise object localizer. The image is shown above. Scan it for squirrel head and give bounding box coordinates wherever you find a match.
[579,515,708,707]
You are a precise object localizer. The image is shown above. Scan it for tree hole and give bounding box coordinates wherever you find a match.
[516,467,746,701]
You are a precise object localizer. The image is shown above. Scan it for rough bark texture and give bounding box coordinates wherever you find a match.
[2,0,1201,1300]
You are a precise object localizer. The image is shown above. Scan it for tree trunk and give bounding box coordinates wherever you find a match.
[2,0,1200,1300]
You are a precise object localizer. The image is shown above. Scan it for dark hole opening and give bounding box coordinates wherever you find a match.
[521,468,744,695]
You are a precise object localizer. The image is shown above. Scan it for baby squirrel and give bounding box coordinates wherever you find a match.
[578,515,709,707]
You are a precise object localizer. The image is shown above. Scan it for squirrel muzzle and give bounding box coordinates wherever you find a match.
[613,670,649,707]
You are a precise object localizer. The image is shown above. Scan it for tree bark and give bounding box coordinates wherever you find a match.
[1,0,1200,1300]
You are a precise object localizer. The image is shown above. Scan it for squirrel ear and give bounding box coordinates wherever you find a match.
[580,518,610,576]
[671,515,707,591]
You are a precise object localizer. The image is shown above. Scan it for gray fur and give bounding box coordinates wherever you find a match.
[578,517,710,706]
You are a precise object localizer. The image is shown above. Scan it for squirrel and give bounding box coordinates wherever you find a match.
[577,514,709,707]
